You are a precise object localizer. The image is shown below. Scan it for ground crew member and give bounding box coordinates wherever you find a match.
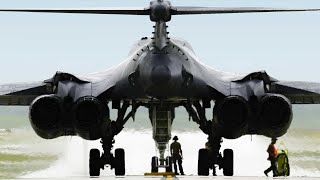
[264,138,278,177]
[170,136,185,175]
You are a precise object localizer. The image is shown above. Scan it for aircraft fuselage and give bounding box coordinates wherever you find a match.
[111,37,217,102]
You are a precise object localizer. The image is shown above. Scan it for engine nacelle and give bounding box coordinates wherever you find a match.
[257,94,292,137]
[29,95,69,139]
[213,96,250,139]
[73,96,110,140]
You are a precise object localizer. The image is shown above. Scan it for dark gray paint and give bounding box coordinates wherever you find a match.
[1,36,319,105]
[0,0,319,139]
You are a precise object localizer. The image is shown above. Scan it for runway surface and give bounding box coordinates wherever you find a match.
[1,107,320,179]
[13,175,320,180]
[1,129,320,179]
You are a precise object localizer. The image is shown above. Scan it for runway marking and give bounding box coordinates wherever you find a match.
[160,175,178,180]
[144,172,175,176]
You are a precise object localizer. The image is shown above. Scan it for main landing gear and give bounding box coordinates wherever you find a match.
[87,100,138,177]
[197,137,234,176]
[89,136,126,176]
[183,101,234,176]
[198,149,234,176]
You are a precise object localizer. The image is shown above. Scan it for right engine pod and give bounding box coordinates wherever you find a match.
[213,95,250,139]
[258,94,293,137]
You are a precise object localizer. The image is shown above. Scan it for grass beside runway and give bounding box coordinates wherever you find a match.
[0,129,60,179]
[0,153,58,179]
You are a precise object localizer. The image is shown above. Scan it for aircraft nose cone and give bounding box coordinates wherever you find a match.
[151,65,171,85]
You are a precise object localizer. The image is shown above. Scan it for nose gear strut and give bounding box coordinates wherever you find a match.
[149,104,174,173]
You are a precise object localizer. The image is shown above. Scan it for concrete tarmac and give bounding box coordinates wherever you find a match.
[15,176,320,180]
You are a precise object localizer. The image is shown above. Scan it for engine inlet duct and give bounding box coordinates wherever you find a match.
[29,95,63,139]
[73,96,109,140]
[214,96,250,139]
[258,94,293,137]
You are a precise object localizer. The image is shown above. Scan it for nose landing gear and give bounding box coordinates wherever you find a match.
[151,155,173,173]
[148,105,174,174]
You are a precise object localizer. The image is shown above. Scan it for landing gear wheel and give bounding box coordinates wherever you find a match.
[89,149,101,177]
[198,148,209,176]
[151,156,159,173]
[114,148,125,176]
[165,156,173,172]
[223,149,234,176]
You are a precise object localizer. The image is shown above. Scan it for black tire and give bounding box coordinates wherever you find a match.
[198,148,209,176]
[115,148,125,176]
[223,149,234,176]
[89,149,101,177]
[165,156,173,172]
[151,156,159,173]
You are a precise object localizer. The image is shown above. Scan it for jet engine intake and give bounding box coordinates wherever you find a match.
[214,96,250,139]
[258,94,292,137]
[73,96,110,140]
[29,95,66,139]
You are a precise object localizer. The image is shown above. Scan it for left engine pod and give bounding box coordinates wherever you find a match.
[72,96,110,140]
[29,95,64,139]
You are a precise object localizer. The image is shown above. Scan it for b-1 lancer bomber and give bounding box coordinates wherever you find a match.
[0,0,320,177]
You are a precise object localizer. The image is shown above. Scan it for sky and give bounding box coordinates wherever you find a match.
[0,0,320,83]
